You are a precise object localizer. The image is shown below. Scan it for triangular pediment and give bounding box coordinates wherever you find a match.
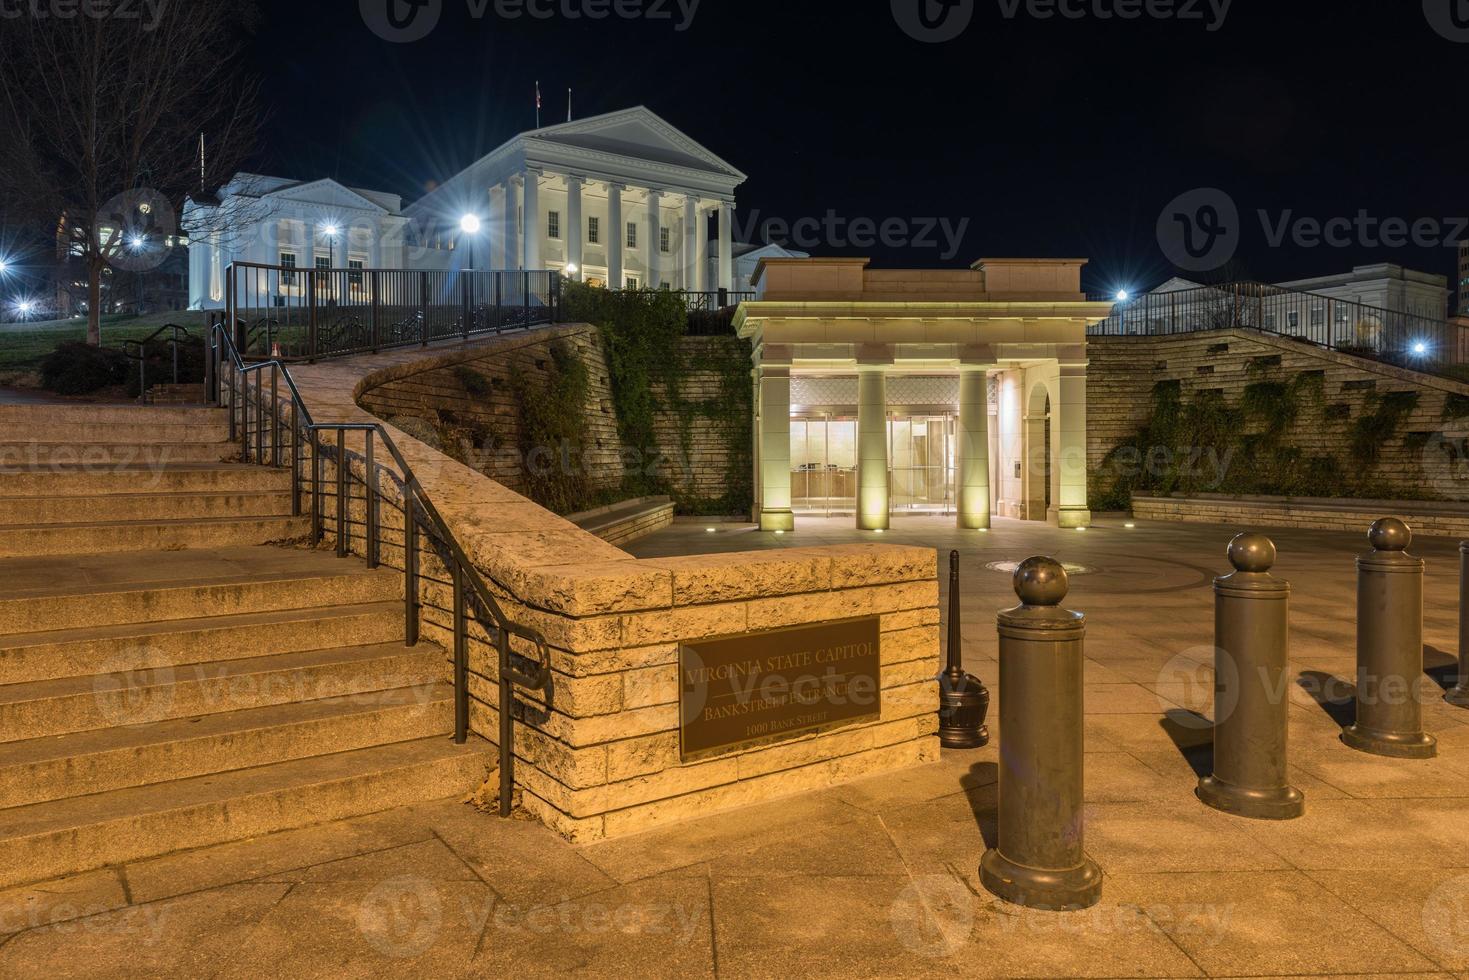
[262,179,389,214]
[528,107,746,180]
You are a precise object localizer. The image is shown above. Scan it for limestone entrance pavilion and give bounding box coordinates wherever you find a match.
[736,257,1115,532]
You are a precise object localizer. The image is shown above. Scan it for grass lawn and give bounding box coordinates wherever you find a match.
[0,311,210,370]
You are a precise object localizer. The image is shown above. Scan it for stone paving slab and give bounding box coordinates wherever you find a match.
[2,515,1469,976]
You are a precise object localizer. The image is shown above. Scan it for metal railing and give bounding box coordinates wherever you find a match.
[204,313,551,817]
[225,263,562,361]
[1089,281,1469,378]
[122,323,191,402]
[678,289,756,313]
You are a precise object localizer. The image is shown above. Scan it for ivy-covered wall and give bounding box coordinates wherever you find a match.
[1089,329,1469,510]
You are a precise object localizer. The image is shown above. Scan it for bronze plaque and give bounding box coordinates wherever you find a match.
[679,617,882,760]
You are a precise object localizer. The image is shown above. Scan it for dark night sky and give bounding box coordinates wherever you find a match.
[244,0,1465,296]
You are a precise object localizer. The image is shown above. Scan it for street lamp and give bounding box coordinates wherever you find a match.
[1411,341,1429,357]
[323,224,341,267]
[1116,290,1130,302]
[459,214,481,270]
[128,235,146,252]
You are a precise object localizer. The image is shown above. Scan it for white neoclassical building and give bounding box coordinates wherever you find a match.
[406,106,745,291]
[735,257,1114,532]
[182,174,409,310]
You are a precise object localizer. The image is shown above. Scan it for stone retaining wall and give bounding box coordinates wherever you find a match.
[285,328,941,843]
[569,496,676,547]
[1089,330,1469,503]
[1132,494,1469,539]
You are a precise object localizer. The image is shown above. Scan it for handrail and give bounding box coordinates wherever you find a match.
[122,323,191,402]
[206,315,551,817]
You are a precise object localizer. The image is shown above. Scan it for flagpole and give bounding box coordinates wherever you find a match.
[567,88,572,123]
[535,81,541,128]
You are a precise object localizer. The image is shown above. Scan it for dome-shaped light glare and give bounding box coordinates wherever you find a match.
[459,214,481,234]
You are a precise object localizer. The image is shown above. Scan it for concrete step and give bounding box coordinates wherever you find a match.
[0,642,447,741]
[0,684,453,808]
[0,550,402,633]
[0,600,404,685]
[147,384,207,406]
[0,735,492,889]
[0,405,223,424]
[0,421,232,444]
[0,442,234,466]
[0,515,309,559]
[0,462,290,497]
[0,490,295,525]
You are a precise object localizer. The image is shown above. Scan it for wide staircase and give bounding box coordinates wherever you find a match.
[0,402,492,889]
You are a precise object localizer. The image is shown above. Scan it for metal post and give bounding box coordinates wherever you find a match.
[205,327,217,406]
[254,370,264,464]
[452,563,469,744]
[270,366,281,468]
[404,495,420,646]
[238,366,249,461]
[523,271,531,329]
[1197,534,1305,820]
[498,630,513,817]
[1450,542,1469,707]
[365,431,379,569]
[308,270,319,361]
[980,556,1102,912]
[335,430,349,558]
[371,271,381,352]
[290,408,302,517]
[310,430,323,543]
[938,550,990,748]
[1343,519,1437,758]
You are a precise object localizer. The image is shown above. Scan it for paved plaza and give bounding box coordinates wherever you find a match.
[3,515,1469,978]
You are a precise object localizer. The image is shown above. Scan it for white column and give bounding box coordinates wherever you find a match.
[607,182,624,290]
[1056,364,1092,529]
[504,177,522,270]
[758,367,794,532]
[489,184,507,269]
[718,201,735,292]
[683,195,699,292]
[695,204,710,292]
[645,189,663,289]
[565,174,584,281]
[958,368,992,529]
[857,368,890,531]
[522,168,541,270]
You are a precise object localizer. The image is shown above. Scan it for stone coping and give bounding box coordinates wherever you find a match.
[1136,494,1469,516]
[286,325,937,624]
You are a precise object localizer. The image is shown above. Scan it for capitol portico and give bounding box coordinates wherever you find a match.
[736,257,1115,532]
[407,106,745,292]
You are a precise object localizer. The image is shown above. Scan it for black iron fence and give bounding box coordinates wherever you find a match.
[225,263,561,361]
[678,289,757,313]
[1089,282,1469,378]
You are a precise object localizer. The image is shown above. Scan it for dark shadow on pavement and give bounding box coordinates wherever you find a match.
[962,760,999,847]
[1298,669,1356,727]
[1424,645,1459,692]
[1159,709,1213,778]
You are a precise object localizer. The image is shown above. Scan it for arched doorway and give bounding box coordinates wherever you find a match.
[1024,384,1052,522]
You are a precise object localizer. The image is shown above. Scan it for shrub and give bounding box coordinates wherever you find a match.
[38,342,130,394]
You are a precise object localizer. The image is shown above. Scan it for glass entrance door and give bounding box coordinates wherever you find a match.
[890,415,956,515]
[791,416,857,516]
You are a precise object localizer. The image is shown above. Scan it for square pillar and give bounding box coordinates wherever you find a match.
[565,174,584,281]
[504,177,522,271]
[645,190,663,289]
[683,195,699,292]
[1056,364,1091,528]
[695,204,710,292]
[607,182,624,289]
[857,368,890,531]
[958,368,992,530]
[758,367,794,532]
[522,168,542,270]
[718,202,734,292]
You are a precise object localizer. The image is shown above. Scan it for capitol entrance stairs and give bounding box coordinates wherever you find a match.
[0,402,492,889]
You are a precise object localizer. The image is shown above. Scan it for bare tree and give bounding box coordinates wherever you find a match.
[0,1,262,344]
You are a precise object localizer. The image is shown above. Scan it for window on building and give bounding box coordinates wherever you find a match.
[1287,311,1300,329]
[625,276,639,290]
[660,228,671,253]
[627,223,638,249]
[348,260,364,289]
[588,217,600,245]
[548,211,561,240]
[280,252,297,286]
[1310,307,1324,327]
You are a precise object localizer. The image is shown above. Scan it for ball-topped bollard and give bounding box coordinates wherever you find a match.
[938,551,991,748]
[980,555,1103,911]
[1450,541,1469,708]
[1197,533,1305,820]
[1344,519,1437,758]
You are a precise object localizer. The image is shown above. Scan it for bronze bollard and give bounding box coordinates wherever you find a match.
[980,556,1102,912]
[938,551,991,748]
[1343,519,1438,758]
[1197,534,1305,820]
[1449,541,1469,708]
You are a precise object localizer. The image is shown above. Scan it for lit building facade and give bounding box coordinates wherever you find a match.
[735,258,1113,532]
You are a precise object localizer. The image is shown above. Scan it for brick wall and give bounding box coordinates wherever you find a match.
[356,325,752,514]
[1088,330,1469,503]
